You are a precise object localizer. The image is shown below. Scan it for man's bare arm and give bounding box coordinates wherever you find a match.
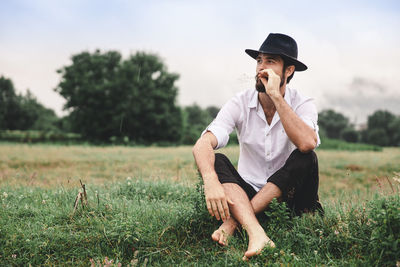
[192,132,234,221]
[260,69,317,153]
[272,96,317,152]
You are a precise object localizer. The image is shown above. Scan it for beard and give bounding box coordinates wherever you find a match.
[255,73,286,93]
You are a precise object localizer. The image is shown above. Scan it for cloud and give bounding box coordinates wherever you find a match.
[321,76,400,124]
[1,0,399,119]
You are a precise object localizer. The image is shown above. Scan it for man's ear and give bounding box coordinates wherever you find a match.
[286,65,295,76]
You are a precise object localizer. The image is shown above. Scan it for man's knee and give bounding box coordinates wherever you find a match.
[214,153,229,167]
[290,149,318,167]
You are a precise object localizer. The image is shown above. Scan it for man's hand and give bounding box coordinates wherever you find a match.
[203,176,234,221]
[258,69,281,99]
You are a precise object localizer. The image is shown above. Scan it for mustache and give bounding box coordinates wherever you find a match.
[255,74,268,82]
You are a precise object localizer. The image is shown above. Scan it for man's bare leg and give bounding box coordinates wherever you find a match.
[211,182,282,256]
[250,182,282,214]
[218,183,280,258]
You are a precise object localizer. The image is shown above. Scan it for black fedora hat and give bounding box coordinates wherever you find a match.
[245,33,307,71]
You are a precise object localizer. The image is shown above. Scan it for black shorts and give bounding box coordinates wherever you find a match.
[214,150,323,216]
[214,153,257,200]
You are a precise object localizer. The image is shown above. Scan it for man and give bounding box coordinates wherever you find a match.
[192,33,322,260]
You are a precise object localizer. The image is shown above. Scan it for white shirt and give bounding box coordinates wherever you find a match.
[202,87,320,192]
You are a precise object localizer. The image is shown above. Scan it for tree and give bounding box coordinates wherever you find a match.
[365,110,397,146]
[55,50,182,143]
[318,109,350,139]
[0,76,20,130]
[0,76,58,131]
[15,90,59,131]
[388,117,400,146]
[180,104,239,145]
[22,91,59,131]
[366,128,389,146]
[181,104,211,145]
[340,127,360,143]
[205,106,220,119]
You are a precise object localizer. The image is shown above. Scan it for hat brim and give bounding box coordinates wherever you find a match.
[245,49,307,71]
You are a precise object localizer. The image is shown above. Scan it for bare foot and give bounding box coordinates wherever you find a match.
[243,232,275,260]
[211,218,238,246]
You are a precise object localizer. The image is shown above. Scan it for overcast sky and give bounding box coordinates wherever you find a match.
[1,0,399,124]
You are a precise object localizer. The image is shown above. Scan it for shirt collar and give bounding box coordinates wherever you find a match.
[248,89,258,109]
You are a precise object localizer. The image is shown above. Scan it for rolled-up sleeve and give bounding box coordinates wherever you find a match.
[201,97,242,149]
[295,99,321,146]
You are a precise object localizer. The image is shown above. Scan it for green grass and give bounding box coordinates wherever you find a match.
[318,138,382,151]
[1,144,400,265]
[0,130,81,144]
[0,179,399,266]
[2,143,399,202]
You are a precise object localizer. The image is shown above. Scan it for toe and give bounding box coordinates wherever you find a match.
[245,247,263,258]
[268,239,275,248]
[244,250,256,258]
[211,231,220,242]
[219,234,227,246]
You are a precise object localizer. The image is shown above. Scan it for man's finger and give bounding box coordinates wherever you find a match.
[217,201,226,221]
[227,198,235,206]
[206,200,214,217]
[260,69,270,75]
[222,200,230,220]
[211,201,220,220]
[265,69,279,80]
[264,68,275,75]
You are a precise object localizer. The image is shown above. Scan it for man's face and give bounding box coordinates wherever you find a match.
[255,53,286,93]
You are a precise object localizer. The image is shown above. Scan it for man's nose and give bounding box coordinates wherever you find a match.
[259,62,268,69]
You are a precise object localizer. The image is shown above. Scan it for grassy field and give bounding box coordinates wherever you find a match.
[0,143,399,265]
[1,143,399,201]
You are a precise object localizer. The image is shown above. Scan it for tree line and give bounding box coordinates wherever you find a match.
[319,109,400,147]
[1,50,399,146]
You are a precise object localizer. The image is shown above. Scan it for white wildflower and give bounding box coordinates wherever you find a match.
[2,192,8,198]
